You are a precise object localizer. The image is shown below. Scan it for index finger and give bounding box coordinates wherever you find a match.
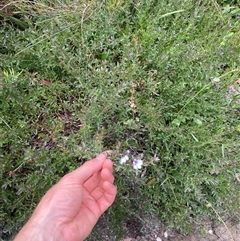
[70,151,110,184]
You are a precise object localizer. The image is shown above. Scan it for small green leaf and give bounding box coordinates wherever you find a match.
[172,119,181,126]
[235,125,240,132]
[194,118,203,125]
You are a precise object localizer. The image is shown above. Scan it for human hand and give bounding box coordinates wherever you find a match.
[14,152,117,241]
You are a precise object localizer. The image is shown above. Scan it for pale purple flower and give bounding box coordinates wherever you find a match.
[120,155,129,164]
[133,159,143,170]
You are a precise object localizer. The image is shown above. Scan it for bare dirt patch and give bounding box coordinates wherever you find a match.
[88,213,240,241]
[121,219,240,241]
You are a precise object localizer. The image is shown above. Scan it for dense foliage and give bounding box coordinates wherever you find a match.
[1,0,240,240]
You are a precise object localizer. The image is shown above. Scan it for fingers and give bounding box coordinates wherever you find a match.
[103,181,117,197]
[59,150,116,216]
[103,158,114,172]
[83,172,101,192]
[70,152,108,184]
[97,181,117,213]
[101,167,114,184]
[90,186,104,201]
[87,167,115,200]
[83,159,114,192]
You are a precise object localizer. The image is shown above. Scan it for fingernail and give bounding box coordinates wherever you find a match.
[95,150,112,161]
[96,152,107,161]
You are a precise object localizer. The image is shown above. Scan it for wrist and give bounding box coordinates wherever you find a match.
[14,215,64,241]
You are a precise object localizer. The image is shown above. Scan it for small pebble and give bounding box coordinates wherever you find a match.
[208,229,214,235]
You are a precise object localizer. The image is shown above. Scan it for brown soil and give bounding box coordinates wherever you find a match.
[87,213,240,241]
[121,219,240,241]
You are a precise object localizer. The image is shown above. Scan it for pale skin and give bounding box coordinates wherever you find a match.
[14,152,117,241]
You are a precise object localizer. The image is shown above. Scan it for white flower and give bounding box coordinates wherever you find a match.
[156,238,162,241]
[154,156,160,162]
[120,155,129,164]
[133,159,143,170]
[164,231,168,238]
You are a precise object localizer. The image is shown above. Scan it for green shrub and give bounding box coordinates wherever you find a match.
[1,0,240,240]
